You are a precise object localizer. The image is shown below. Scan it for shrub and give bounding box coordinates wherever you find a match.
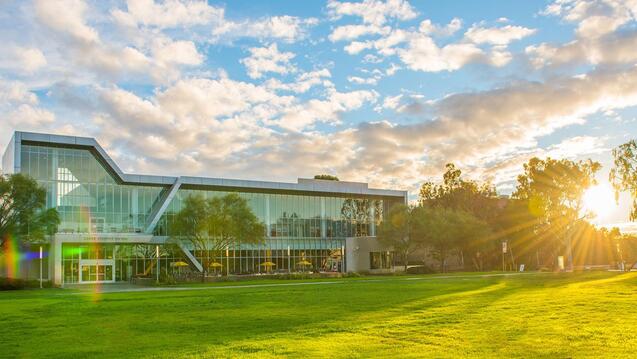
[406,265,437,274]
[0,278,53,290]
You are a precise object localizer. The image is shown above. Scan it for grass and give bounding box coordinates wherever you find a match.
[1,272,636,358]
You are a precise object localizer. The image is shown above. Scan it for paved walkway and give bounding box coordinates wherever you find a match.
[64,272,538,295]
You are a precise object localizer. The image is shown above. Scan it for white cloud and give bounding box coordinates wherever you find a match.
[0,81,38,105]
[155,78,286,122]
[212,15,318,44]
[277,88,378,131]
[348,76,379,85]
[381,94,403,110]
[329,24,391,42]
[151,38,202,66]
[240,44,296,79]
[385,63,401,75]
[399,36,485,72]
[0,47,47,73]
[419,18,463,37]
[112,0,223,28]
[344,41,373,54]
[265,69,332,93]
[34,0,98,44]
[3,104,55,127]
[542,0,637,38]
[33,0,207,84]
[526,30,637,68]
[340,18,526,71]
[545,135,608,159]
[343,28,410,55]
[327,0,418,25]
[465,24,536,45]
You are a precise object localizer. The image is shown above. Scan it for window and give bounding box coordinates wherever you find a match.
[370,251,393,269]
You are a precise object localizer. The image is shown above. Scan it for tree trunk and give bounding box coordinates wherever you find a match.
[403,250,408,272]
[403,252,408,273]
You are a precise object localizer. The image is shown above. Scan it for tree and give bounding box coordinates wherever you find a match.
[314,174,339,181]
[610,139,637,220]
[0,173,60,249]
[340,198,375,236]
[376,204,418,271]
[418,163,501,271]
[419,163,500,222]
[513,157,600,270]
[412,206,491,272]
[171,193,265,280]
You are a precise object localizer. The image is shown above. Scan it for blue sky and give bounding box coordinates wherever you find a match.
[1,0,637,229]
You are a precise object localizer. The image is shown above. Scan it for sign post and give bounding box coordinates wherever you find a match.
[39,246,43,289]
[287,245,291,273]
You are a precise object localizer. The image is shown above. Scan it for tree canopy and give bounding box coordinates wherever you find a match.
[0,174,59,248]
[412,206,491,272]
[314,174,339,181]
[171,193,265,277]
[172,193,265,250]
[610,139,637,220]
[416,163,499,270]
[419,163,500,221]
[377,203,416,271]
[512,157,600,269]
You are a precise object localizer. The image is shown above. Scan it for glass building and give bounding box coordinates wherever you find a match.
[2,132,407,285]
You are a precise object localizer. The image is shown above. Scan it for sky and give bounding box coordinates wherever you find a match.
[1,0,637,230]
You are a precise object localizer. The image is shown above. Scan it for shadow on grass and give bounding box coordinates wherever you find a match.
[1,271,633,358]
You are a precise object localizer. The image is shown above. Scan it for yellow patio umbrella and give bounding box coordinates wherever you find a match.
[296,259,312,272]
[209,261,223,274]
[170,261,189,275]
[260,261,276,273]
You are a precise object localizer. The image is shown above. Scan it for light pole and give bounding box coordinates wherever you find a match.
[39,246,43,289]
[287,245,291,273]
[155,245,160,284]
[226,247,230,276]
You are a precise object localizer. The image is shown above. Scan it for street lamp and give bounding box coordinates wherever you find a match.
[287,245,291,273]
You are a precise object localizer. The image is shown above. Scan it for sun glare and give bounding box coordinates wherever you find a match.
[582,183,616,219]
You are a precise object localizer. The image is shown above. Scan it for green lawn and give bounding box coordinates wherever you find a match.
[1,272,636,358]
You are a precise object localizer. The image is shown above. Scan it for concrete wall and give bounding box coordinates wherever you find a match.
[346,236,393,273]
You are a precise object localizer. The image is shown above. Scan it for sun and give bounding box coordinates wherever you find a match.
[582,183,616,218]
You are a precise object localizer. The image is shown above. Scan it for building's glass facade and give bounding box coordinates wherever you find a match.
[21,144,165,234]
[18,142,403,283]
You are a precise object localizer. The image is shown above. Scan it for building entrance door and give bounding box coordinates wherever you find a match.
[79,260,115,283]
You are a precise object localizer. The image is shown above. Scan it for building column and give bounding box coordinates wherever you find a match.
[132,188,138,230]
[265,194,271,237]
[52,236,63,286]
[51,148,58,207]
[370,204,376,237]
[320,197,326,238]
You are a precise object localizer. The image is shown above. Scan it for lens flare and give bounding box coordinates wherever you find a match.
[582,183,616,219]
[80,205,102,302]
[2,234,20,278]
